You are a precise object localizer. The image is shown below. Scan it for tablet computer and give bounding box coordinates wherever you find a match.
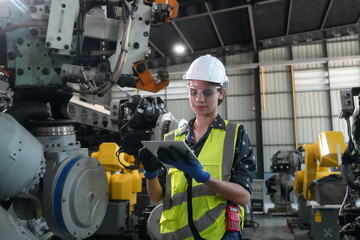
[141,140,202,167]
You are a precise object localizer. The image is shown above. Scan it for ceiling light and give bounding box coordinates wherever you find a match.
[174,44,185,54]
[291,35,299,44]
[346,27,355,35]
[332,29,341,38]
[305,34,313,42]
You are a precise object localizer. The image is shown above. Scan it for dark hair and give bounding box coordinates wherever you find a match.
[217,88,225,105]
[213,82,226,105]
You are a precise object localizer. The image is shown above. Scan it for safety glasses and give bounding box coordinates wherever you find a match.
[187,86,222,97]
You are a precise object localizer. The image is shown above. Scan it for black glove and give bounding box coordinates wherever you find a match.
[138,147,162,179]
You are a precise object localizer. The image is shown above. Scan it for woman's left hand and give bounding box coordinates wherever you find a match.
[157,146,210,183]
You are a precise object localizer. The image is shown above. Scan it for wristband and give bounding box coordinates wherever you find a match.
[144,170,159,179]
[194,171,211,183]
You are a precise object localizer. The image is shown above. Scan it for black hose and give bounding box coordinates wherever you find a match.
[5,101,51,124]
[342,162,360,191]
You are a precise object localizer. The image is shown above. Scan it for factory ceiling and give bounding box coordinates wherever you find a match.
[147,0,360,67]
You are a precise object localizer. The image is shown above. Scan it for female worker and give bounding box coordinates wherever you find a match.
[139,54,256,240]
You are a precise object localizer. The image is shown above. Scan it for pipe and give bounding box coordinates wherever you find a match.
[260,67,266,109]
[5,102,51,124]
[253,52,264,179]
[291,65,299,149]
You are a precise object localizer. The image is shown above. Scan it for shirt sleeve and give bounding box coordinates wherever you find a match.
[230,125,257,193]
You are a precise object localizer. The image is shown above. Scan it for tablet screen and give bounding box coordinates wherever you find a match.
[141,140,201,167]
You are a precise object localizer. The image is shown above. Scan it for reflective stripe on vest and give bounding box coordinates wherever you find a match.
[160,121,240,240]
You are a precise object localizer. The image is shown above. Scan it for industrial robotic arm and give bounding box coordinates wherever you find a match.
[293,131,347,202]
[338,88,360,239]
[0,0,178,98]
[0,1,179,239]
[266,150,302,214]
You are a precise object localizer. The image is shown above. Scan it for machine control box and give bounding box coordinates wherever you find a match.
[339,89,355,119]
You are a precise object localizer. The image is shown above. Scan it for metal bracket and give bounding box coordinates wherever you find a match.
[339,88,358,119]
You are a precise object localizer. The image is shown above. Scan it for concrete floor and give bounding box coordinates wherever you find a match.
[91,194,309,240]
[242,194,311,240]
[243,213,309,240]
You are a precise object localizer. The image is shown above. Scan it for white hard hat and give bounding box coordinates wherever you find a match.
[183,54,229,87]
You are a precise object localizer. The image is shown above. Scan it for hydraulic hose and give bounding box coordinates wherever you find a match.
[342,161,360,191]
[5,101,51,124]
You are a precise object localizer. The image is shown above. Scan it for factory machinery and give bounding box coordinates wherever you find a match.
[0,0,180,239]
[291,86,360,240]
[266,150,302,214]
[292,131,347,239]
[338,87,360,240]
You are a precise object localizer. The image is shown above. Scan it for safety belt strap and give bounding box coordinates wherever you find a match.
[186,175,205,240]
[222,122,238,181]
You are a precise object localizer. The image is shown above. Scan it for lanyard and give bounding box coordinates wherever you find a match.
[186,174,205,240]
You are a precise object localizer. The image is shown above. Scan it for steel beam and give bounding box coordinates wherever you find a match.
[149,40,165,57]
[171,21,194,53]
[173,4,249,22]
[173,0,287,22]
[247,5,258,51]
[204,2,224,47]
[286,0,293,35]
[260,22,360,43]
[320,0,334,29]
[166,54,360,75]
[254,0,286,6]
[225,54,360,70]
[253,51,264,179]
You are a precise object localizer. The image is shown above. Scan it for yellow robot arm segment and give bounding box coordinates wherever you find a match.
[319,131,347,167]
[293,131,346,201]
[91,143,123,172]
[91,143,142,214]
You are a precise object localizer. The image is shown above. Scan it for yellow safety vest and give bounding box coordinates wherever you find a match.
[160,120,244,240]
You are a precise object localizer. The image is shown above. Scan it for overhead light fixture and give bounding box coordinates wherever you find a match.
[332,29,341,38]
[305,34,313,42]
[346,27,355,35]
[174,44,185,54]
[291,35,299,44]
[265,40,273,47]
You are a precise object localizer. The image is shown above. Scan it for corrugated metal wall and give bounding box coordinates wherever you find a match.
[163,64,194,121]
[259,48,293,171]
[111,34,360,173]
